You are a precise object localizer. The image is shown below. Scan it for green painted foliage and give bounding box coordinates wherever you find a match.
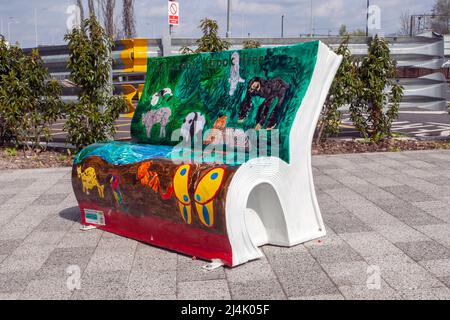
[131,42,319,163]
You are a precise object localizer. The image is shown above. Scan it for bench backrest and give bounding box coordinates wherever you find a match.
[130,41,319,163]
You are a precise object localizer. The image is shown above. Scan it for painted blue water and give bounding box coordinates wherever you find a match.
[74,141,247,166]
[73,141,174,165]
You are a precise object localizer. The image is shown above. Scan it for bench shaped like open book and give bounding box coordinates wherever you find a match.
[72,41,342,267]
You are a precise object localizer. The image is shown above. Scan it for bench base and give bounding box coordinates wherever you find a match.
[79,201,234,266]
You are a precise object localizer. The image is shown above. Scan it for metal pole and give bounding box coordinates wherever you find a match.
[281,14,284,38]
[226,0,231,38]
[169,0,174,36]
[410,15,414,37]
[34,8,38,47]
[310,0,313,37]
[241,12,244,38]
[7,22,11,44]
[366,0,369,36]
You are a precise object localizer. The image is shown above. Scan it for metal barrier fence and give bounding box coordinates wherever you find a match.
[24,36,449,111]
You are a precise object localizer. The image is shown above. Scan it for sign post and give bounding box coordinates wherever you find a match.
[168,0,179,35]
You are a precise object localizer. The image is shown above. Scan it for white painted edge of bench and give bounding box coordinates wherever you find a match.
[225,41,343,267]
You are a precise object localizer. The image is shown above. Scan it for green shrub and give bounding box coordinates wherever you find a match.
[243,40,261,49]
[5,147,17,157]
[350,36,403,142]
[64,16,126,151]
[0,36,63,150]
[181,18,231,54]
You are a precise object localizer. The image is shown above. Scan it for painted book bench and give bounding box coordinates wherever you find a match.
[72,41,342,267]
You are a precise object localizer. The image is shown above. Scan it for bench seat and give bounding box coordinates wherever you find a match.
[72,41,342,267]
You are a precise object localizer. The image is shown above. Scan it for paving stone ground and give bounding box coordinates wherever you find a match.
[0,150,449,300]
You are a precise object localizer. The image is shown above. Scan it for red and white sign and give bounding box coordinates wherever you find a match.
[168,1,179,25]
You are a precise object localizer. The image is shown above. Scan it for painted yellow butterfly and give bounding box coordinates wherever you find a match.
[173,164,226,227]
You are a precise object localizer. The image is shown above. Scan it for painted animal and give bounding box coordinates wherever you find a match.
[151,88,173,107]
[229,52,245,96]
[142,107,172,138]
[77,166,105,198]
[204,115,249,148]
[173,164,226,227]
[137,162,173,200]
[239,77,289,130]
[180,112,206,143]
[110,174,123,206]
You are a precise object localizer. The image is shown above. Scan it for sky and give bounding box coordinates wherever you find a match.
[0,0,438,48]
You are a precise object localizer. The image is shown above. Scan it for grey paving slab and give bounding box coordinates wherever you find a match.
[422,175,450,186]
[399,287,450,300]
[264,248,320,276]
[32,193,69,206]
[413,200,448,211]
[276,268,340,297]
[367,255,444,290]
[177,280,231,300]
[225,256,278,283]
[320,261,370,287]
[71,270,130,300]
[339,232,405,258]
[314,175,343,191]
[307,244,365,264]
[338,284,402,300]
[371,224,430,243]
[395,241,450,262]
[0,244,55,273]
[383,185,435,202]
[340,203,404,227]
[0,239,22,256]
[177,254,226,282]
[20,276,73,300]
[322,211,372,234]
[35,247,94,280]
[303,233,346,247]
[415,224,450,247]
[419,207,450,224]
[289,294,345,300]
[0,271,36,293]
[0,151,449,300]
[419,259,450,278]
[376,200,445,227]
[126,270,176,298]
[439,276,450,288]
[132,243,177,272]
[84,244,136,273]
[403,160,438,169]
[364,177,403,188]
[228,279,286,300]
[0,292,22,300]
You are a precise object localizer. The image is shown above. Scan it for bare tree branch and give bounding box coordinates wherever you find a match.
[100,0,116,38]
[88,0,95,18]
[431,0,450,34]
[77,0,85,21]
[398,11,411,36]
[122,0,136,38]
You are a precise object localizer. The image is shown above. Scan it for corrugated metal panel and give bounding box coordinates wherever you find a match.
[444,35,450,57]
[24,36,448,109]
